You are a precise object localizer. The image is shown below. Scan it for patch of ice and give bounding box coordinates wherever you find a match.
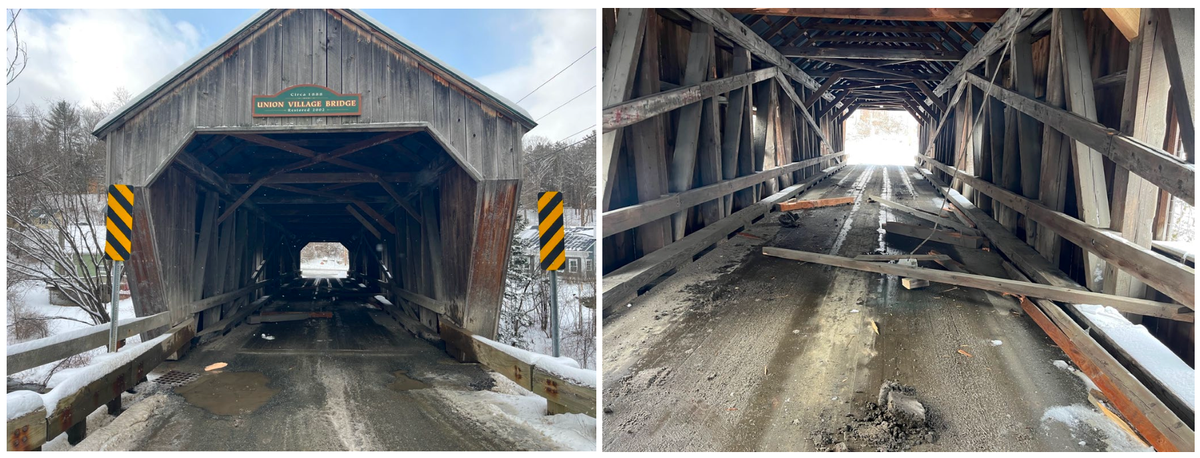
[1075,304,1194,411]
[7,391,44,420]
[849,309,859,313]
[261,333,275,341]
[1041,405,1153,452]
[989,340,1002,346]
[473,336,596,388]
[1051,359,1099,393]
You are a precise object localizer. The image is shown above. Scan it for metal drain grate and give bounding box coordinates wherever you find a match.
[155,370,199,387]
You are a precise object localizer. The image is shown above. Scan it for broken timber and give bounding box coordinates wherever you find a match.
[883,221,987,249]
[761,247,1192,322]
[776,196,854,211]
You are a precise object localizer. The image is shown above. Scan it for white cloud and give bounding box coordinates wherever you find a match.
[6,10,202,110]
[478,9,597,144]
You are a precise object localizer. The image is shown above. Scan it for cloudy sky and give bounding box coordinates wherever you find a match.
[5,9,597,142]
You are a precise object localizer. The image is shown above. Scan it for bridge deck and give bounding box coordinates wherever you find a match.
[602,164,1144,452]
[79,280,560,450]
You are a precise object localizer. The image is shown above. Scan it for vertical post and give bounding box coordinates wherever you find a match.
[108,261,124,352]
[550,270,560,357]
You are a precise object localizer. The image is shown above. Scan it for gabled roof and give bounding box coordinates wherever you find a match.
[92,9,535,136]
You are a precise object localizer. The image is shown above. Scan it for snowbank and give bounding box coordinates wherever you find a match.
[7,391,44,420]
[1075,304,1194,411]
[473,335,596,388]
[373,295,394,307]
[442,373,596,451]
[7,283,141,386]
[40,333,170,416]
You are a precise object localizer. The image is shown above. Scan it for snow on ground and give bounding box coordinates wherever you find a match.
[7,281,140,386]
[474,335,596,388]
[508,279,597,369]
[438,372,596,451]
[1041,405,1154,452]
[300,258,349,278]
[1075,304,1195,411]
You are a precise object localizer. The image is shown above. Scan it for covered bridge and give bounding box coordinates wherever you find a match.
[94,8,533,341]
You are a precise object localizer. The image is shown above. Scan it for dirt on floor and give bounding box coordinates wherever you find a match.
[66,285,563,451]
[602,164,1147,452]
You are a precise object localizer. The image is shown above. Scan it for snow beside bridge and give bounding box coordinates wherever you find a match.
[1076,304,1194,411]
[473,335,596,389]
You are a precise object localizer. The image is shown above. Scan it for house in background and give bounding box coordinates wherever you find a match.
[515,225,595,279]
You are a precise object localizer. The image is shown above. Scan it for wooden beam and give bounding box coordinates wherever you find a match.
[721,46,752,215]
[603,67,777,132]
[224,172,412,184]
[727,8,1005,22]
[345,205,382,239]
[963,71,1194,205]
[775,74,830,146]
[917,156,1196,307]
[628,10,672,254]
[763,247,1192,322]
[1059,9,1112,291]
[374,176,422,223]
[1156,8,1195,156]
[172,152,293,237]
[1106,10,1172,299]
[604,166,842,311]
[804,22,942,34]
[854,254,952,262]
[667,20,715,240]
[684,8,832,98]
[808,69,945,80]
[805,73,842,108]
[5,312,172,375]
[218,132,410,223]
[778,46,965,61]
[935,8,1048,95]
[1102,8,1142,41]
[946,22,980,46]
[777,195,854,211]
[912,80,947,112]
[601,8,648,211]
[810,35,941,45]
[868,194,978,235]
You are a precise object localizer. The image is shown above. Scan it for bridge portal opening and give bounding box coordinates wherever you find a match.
[300,242,349,278]
[844,110,918,166]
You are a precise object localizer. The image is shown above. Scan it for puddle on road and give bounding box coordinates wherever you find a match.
[175,371,279,415]
[388,371,431,392]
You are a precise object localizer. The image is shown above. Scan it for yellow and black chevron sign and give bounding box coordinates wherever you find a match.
[537,191,565,271]
[104,184,136,261]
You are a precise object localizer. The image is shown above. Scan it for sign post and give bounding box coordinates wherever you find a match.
[104,184,136,353]
[537,191,566,357]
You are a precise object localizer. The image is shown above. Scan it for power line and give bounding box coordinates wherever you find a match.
[555,124,596,144]
[545,124,596,155]
[535,85,595,122]
[516,46,596,104]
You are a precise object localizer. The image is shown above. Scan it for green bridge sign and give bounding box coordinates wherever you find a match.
[252,84,362,117]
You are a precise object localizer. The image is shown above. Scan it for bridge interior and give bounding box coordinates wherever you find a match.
[601,8,1194,452]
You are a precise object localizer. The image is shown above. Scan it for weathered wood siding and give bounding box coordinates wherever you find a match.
[104,9,527,187]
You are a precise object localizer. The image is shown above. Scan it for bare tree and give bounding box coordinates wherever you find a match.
[7,8,29,107]
[8,190,112,325]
